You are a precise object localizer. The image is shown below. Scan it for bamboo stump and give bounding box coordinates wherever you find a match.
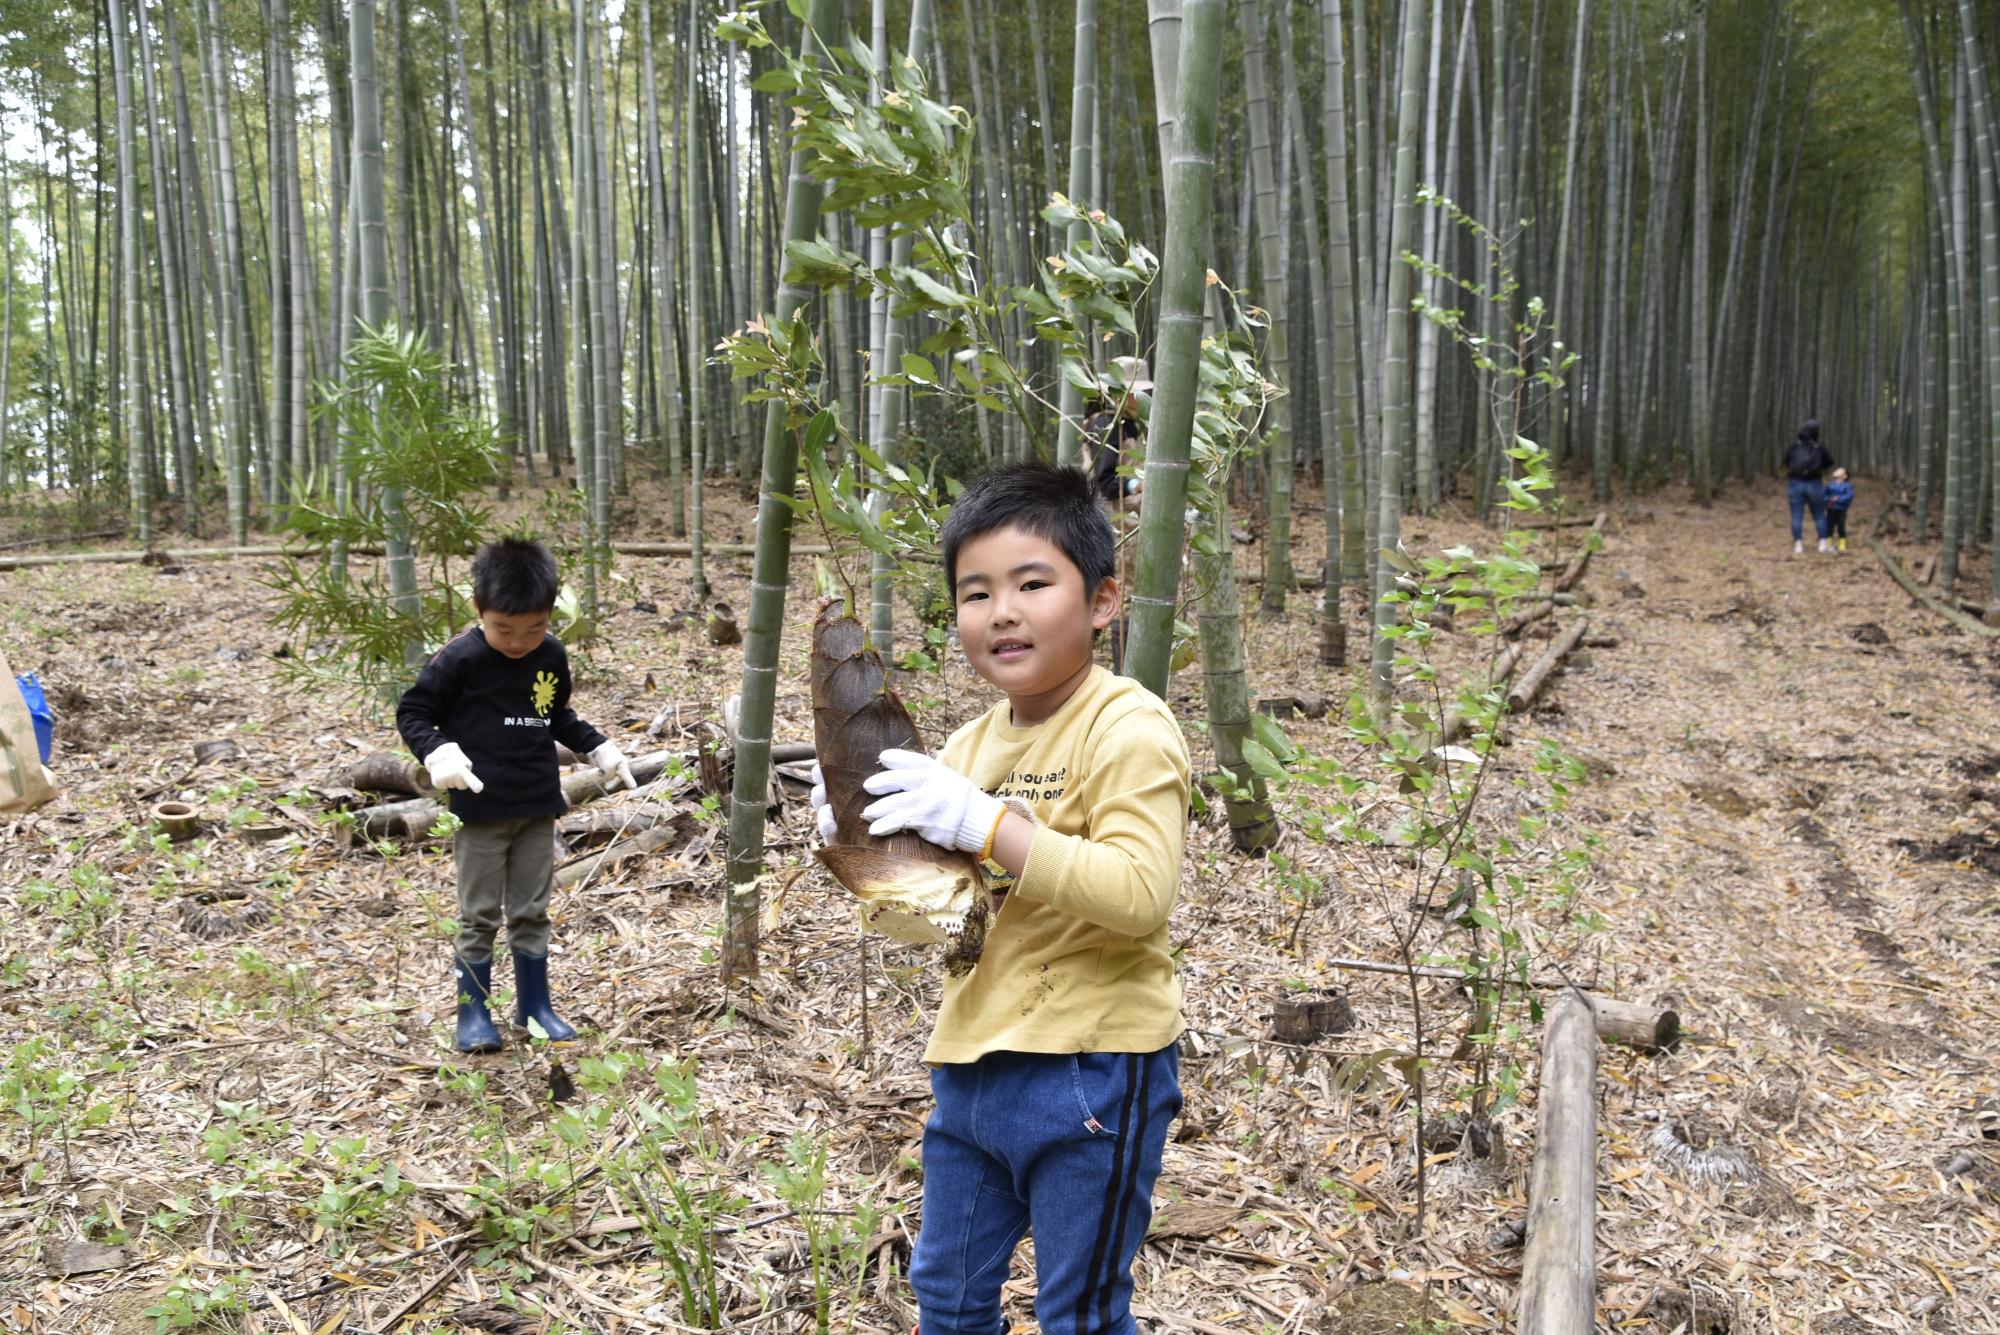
[151,801,201,842]
[1519,990,1598,1332]
[1271,989,1354,1044]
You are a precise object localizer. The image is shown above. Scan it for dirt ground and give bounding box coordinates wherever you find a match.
[1,475,1995,1333]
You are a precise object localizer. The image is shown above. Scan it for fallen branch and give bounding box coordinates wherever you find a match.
[1519,990,1598,1332]
[1508,616,1590,713]
[1870,538,2000,638]
[1514,513,1605,530]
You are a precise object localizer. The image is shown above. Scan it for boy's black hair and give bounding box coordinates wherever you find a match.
[471,537,561,615]
[941,461,1115,595]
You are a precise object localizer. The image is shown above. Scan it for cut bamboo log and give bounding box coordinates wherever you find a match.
[1519,990,1598,1333]
[610,542,829,557]
[1590,997,1681,1053]
[0,527,124,552]
[1552,512,1608,593]
[1236,569,1324,588]
[1439,641,1527,744]
[556,807,675,847]
[192,738,243,765]
[1869,539,2000,639]
[1513,513,1605,530]
[1507,617,1590,713]
[1499,600,1555,637]
[0,541,832,572]
[0,544,354,570]
[346,749,693,841]
[347,751,434,797]
[553,822,685,888]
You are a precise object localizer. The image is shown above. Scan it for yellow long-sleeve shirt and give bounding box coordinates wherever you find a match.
[925,665,1190,1064]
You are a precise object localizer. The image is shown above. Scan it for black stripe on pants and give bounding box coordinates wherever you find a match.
[1075,1053,1144,1333]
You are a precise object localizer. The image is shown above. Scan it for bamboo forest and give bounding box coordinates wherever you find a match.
[5,0,2000,1328]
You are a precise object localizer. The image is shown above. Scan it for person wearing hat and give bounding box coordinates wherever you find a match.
[1085,355,1151,504]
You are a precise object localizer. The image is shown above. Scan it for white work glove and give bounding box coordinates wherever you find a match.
[860,749,1006,854]
[588,741,637,792]
[809,763,838,844]
[425,742,485,794]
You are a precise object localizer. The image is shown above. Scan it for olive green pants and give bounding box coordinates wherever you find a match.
[452,816,557,963]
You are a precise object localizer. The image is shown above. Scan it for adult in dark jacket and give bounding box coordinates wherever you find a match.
[1783,418,1835,555]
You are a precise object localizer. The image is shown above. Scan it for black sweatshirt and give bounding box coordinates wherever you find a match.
[396,627,608,823]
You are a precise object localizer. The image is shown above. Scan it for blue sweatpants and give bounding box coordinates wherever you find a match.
[911,1045,1182,1335]
[1788,478,1829,541]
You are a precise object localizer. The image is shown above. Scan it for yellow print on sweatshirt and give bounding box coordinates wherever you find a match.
[532,670,558,717]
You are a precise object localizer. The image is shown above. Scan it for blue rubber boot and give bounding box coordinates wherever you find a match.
[453,956,502,1054]
[511,950,577,1042]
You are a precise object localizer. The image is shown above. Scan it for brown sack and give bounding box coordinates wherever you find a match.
[0,645,59,814]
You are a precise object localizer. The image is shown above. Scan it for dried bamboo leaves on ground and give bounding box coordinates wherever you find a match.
[1,482,1997,1332]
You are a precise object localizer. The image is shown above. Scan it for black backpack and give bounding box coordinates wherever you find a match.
[1785,439,1821,477]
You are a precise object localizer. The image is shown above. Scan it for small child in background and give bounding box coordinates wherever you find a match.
[1825,468,1855,553]
[396,537,635,1053]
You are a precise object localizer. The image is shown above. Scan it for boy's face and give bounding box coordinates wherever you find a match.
[478,605,552,659]
[953,524,1118,723]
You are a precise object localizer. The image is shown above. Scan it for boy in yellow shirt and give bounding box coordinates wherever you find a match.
[812,462,1189,1334]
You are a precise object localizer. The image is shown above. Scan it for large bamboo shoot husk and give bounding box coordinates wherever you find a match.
[810,599,986,975]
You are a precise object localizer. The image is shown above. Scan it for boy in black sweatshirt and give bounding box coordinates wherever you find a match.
[396,538,634,1053]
